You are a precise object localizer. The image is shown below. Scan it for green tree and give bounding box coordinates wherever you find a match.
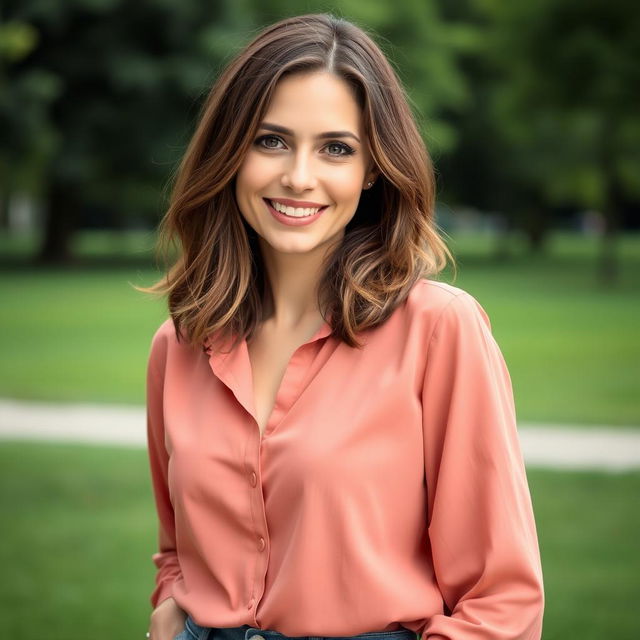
[2,0,256,263]
[476,0,640,282]
[2,0,472,263]
[0,18,59,221]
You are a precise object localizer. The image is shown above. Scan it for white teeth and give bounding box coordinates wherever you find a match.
[269,200,322,217]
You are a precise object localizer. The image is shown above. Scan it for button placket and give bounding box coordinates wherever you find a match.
[215,326,333,625]
[244,415,270,624]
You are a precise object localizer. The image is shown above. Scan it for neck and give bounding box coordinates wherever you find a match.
[258,237,339,330]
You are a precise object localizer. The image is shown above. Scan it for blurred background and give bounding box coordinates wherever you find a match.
[0,0,638,638]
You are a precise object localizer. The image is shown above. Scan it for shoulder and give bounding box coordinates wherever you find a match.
[407,278,468,307]
[405,278,493,340]
[151,317,175,345]
[406,278,491,324]
[147,318,176,365]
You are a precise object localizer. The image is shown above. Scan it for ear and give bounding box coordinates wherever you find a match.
[363,167,380,190]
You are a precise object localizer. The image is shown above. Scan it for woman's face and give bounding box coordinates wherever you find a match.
[235,71,376,258]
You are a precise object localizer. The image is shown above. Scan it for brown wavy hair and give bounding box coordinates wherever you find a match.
[136,12,456,351]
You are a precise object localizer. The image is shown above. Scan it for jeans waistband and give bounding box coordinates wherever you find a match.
[184,616,418,640]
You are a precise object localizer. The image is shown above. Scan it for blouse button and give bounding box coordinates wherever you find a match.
[258,536,266,551]
[250,471,257,487]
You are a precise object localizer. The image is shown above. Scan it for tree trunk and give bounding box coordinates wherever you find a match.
[35,180,80,265]
[598,186,621,287]
[597,115,622,287]
[493,213,513,261]
[523,203,549,253]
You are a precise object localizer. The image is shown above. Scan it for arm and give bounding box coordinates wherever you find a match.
[146,327,182,609]
[420,293,544,640]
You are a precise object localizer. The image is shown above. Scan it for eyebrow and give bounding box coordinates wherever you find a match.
[259,122,361,143]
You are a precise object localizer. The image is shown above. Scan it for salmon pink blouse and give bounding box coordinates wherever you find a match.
[145,279,544,639]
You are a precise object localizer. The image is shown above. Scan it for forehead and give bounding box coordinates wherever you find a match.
[262,71,363,133]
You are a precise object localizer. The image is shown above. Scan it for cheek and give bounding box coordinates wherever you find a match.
[236,153,272,196]
[327,168,366,204]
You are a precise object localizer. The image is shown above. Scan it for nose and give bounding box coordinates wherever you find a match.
[280,149,317,192]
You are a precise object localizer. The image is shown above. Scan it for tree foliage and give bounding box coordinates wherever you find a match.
[1,0,637,271]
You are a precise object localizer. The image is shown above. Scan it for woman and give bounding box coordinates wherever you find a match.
[139,13,544,640]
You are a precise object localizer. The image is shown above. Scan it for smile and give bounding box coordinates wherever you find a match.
[266,199,327,217]
[263,198,329,227]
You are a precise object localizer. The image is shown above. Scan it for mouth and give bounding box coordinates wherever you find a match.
[263,198,329,218]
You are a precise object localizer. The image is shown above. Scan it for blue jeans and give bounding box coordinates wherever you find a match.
[174,615,419,640]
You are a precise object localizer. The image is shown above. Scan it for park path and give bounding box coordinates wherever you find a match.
[0,397,639,471]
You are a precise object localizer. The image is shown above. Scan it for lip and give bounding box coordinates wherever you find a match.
[266,197,329,208]
[263,198,328,227]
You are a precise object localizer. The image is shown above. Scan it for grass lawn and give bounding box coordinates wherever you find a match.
[0,228,638,425]
[0,441,638,640]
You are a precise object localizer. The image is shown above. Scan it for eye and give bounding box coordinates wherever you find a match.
[255,134,285,150]
[254,135,355,157]
[325,142,355,157]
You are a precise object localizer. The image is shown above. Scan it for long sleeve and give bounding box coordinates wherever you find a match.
[146,327,182,609]
[420,292,544,640]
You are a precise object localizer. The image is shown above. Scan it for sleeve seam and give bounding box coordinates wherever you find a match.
[424,292,468,361]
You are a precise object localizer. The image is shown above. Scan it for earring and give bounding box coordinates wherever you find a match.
[367,181,373,187]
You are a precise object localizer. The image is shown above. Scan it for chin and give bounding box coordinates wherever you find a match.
[263,235,324,253]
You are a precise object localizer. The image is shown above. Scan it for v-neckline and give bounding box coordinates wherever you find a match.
[204,316,334,436]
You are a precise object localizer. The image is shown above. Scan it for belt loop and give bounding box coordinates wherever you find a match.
[245,628,261,640]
